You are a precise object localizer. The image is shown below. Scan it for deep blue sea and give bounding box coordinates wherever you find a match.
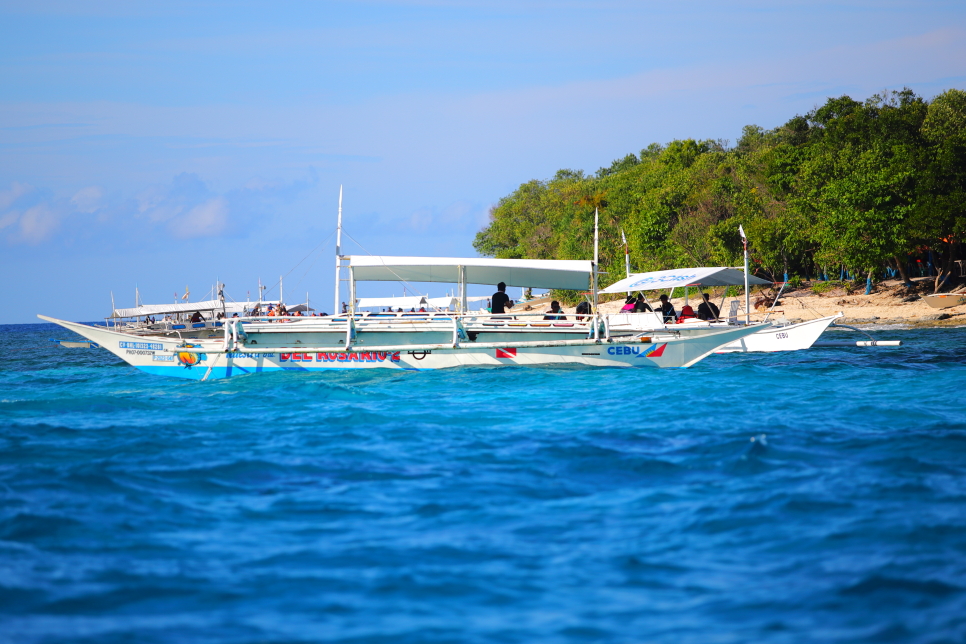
[2,322,965,644]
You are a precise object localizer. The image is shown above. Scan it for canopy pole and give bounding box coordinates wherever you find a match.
[334,185,343,315]
[459,265,467,314]
[741,225,750,324]
[348,266,356,315]
[593,207,600,340]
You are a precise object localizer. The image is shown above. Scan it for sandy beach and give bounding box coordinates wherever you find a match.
[514,276,966,328]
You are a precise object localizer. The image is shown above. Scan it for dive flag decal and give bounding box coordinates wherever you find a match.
[640,343,667,358]
[496,348,517,358]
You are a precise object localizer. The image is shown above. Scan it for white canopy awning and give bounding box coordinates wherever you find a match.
[426,296,458,309]
[110,299,259,319]
[601,267,772,294]
[356,296,428,310]
[111,300,278,318]
[348,256,593,291]
[357,295,478,310]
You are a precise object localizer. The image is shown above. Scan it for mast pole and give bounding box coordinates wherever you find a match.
[741,225,750,324]
[593,207,600,339]
[334,185,343,315]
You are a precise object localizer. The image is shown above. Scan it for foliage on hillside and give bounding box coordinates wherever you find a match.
[474,88,966,294]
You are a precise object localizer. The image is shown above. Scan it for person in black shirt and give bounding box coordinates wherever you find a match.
[697,292,720,320]
[490,282,512,314]
[634,294,653,312]
[658,294,676,323]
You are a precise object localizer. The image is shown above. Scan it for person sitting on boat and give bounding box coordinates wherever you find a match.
[697,293,720,321]
[543,301,567,321]
[491,282,513,314]
[634,294,653,313]
[658,295,676,322]
[676,305,698,323]
[190,311,204,323]
[620,296,636,312]
[575,300,591,320]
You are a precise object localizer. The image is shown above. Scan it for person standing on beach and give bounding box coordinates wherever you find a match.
[490,282,512,314]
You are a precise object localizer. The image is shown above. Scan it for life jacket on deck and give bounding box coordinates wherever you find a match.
[677,305,698,323]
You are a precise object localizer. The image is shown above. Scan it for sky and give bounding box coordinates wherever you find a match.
[2,0,965,323]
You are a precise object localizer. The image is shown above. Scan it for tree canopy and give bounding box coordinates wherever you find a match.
[474,88,966,294]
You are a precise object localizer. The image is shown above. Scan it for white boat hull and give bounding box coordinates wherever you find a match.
[606,312,842,353]
[39,315,766,380]
[714,314,843,353]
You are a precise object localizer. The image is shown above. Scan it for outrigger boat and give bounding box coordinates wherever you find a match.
[103,298,275,340]
[600,266,843,353]
[39,255,767,380]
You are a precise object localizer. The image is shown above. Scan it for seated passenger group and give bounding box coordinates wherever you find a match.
[623,292,720,324]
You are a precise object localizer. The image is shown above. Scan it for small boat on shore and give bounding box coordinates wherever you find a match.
[922,292,966,310]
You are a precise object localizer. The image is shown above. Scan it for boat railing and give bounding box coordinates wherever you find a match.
[234,310,594,328]
[217,310,599,352]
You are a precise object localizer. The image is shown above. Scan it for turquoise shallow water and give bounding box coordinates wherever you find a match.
[2,323,966,643]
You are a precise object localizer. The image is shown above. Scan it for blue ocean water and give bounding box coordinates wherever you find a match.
[1,323,965,644]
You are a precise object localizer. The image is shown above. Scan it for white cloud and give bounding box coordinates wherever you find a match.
[169,196,229,239]
[70,185,104,213]
[18,204,61,244]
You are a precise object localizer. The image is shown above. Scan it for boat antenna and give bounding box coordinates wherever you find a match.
[740,224,750,324]
[334,185,343,314]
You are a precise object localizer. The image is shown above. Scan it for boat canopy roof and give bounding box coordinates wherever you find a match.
[601,267,772,294]
[110,299,264,319]
[357,295,429,309]
[348,256,593,290]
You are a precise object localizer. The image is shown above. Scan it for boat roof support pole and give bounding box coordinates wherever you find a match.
[459,265,466,314]
[592,207,599,340]
[742,226,750,324]
[334,185,343,315]
[349,266,356,315]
